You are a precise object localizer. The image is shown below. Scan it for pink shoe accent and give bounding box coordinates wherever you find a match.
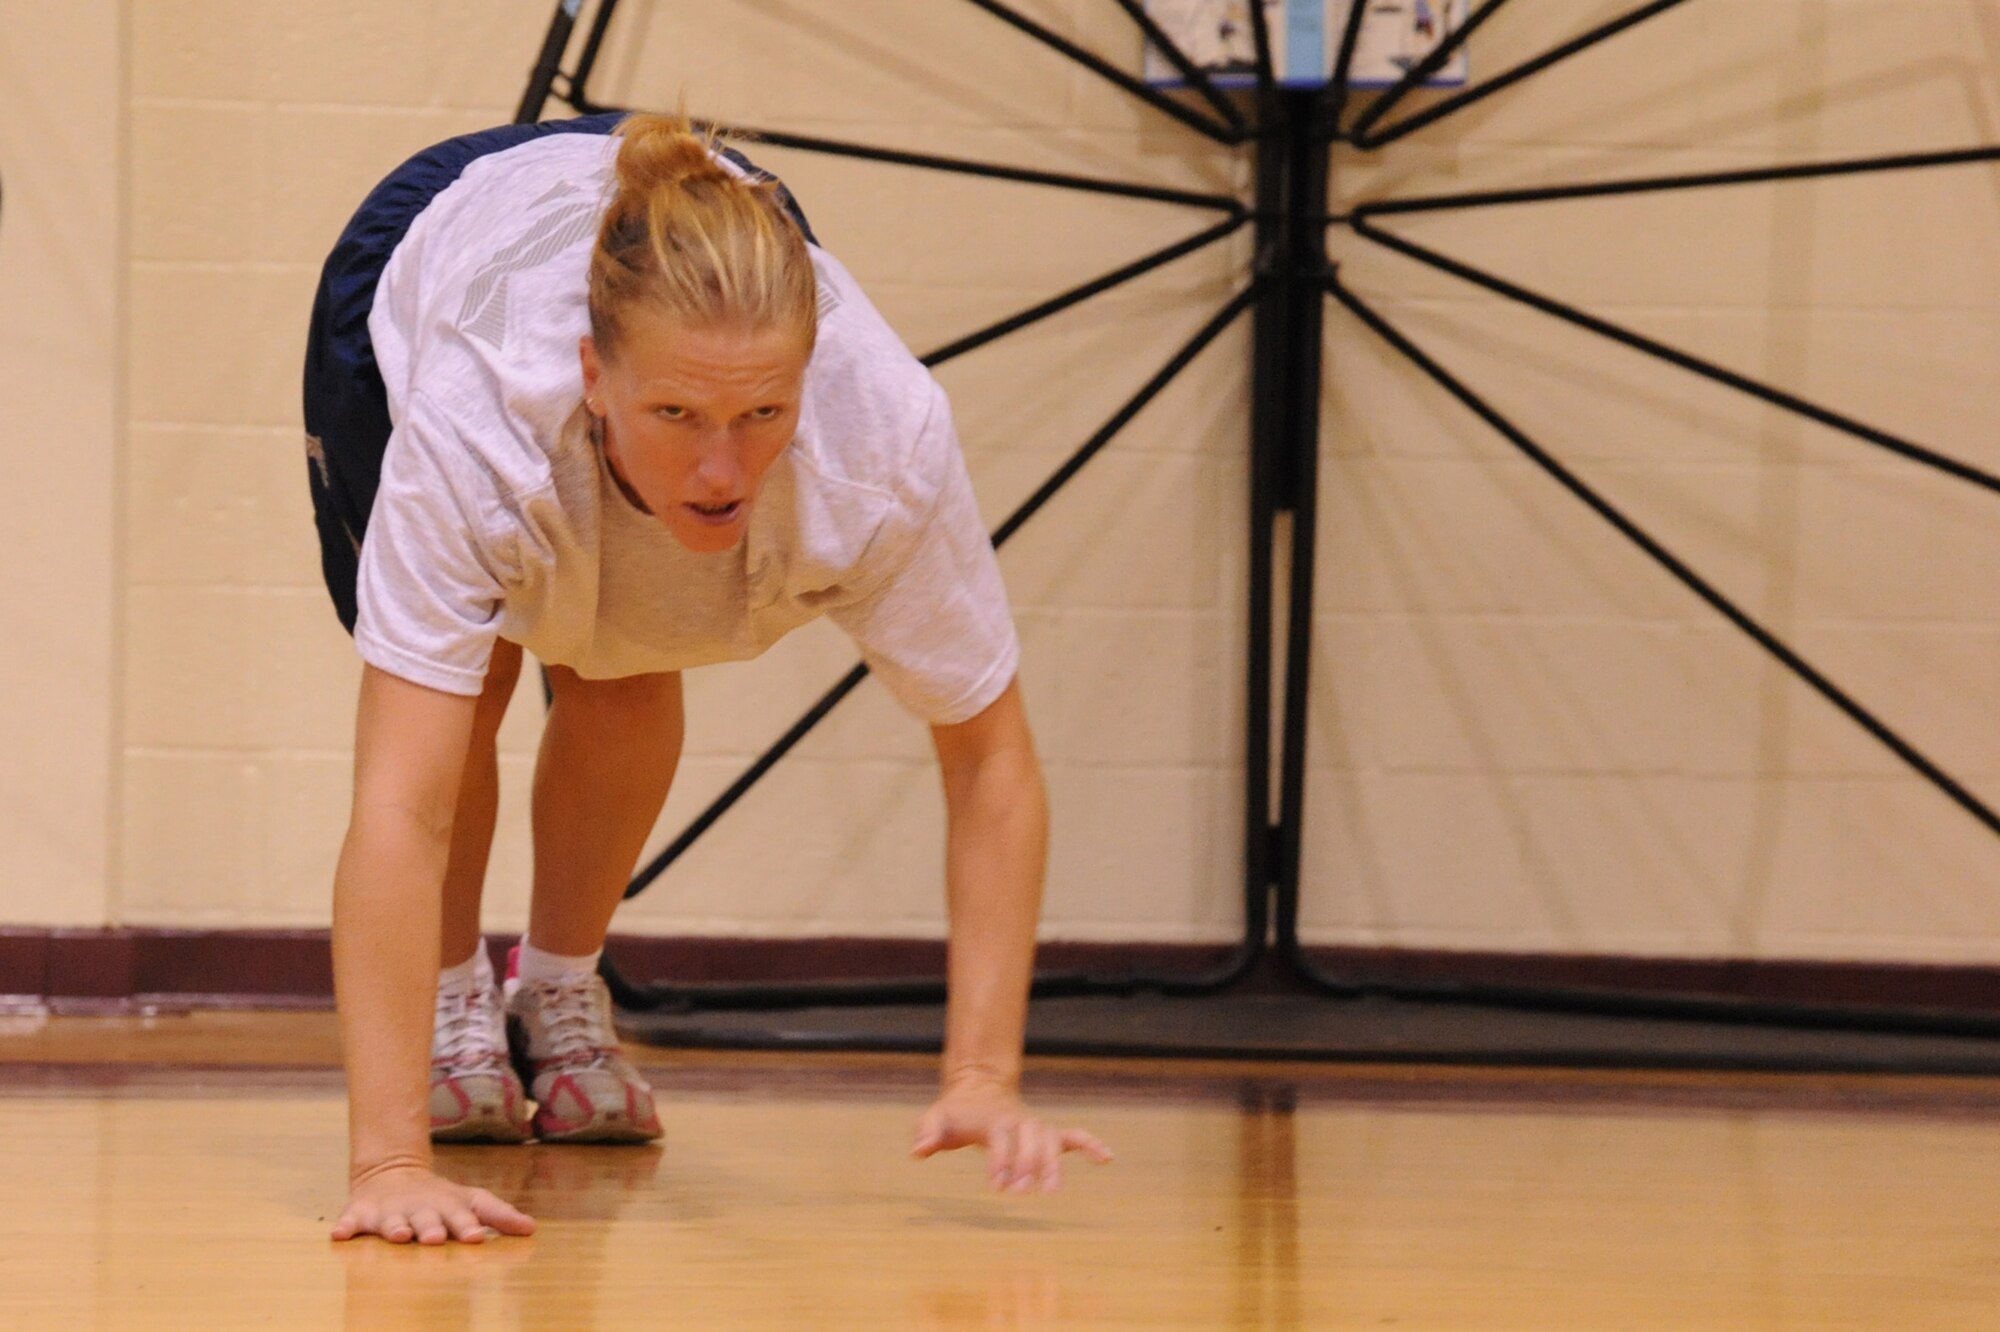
[537,1073,596,1137]
[430,1076,475,1129]
[627,1083,663,1135]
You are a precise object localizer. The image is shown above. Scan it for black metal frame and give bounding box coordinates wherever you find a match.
[516,0,2000,1037]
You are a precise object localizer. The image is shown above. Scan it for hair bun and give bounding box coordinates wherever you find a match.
[614,113,731,194]
[588,108,819,358]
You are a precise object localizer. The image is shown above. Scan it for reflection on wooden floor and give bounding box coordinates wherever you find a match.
[6,1011,2000,1329]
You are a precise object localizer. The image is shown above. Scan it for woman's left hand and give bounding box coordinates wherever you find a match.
[911,1077,1113,1194]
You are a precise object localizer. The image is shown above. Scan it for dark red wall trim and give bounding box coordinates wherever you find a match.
[3,927,1997,1015]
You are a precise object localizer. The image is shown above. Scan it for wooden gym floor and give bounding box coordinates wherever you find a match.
[5,1010,2000,1329]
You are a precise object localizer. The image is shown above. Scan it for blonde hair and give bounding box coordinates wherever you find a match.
[588,113,817,359]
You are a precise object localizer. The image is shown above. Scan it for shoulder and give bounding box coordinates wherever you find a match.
[792,246,955,504]
[371,133,618,476]
[375,129,614,343]
[784,253,980,590]
[396,128,621,269]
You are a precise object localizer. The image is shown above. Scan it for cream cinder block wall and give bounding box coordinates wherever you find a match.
[109,0,2000,961]
[0,1,123,927]
[121,1,565,929]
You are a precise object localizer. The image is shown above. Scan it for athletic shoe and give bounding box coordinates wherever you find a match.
[505,965,663,1144]
[429,973,532,1144]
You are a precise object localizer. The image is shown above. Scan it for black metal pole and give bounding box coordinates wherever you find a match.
[1344,0,1514,143]
[515,0,582,124]
[1109,0,1250,135]
[1348,216,2000,494]
[1234,80,1348,994]
[556,0,1248,150]
[1246,0,1278,102]
[1241,97,1290,972]
[1352,0,1700,149]
[1355,143,2000,216]
[683,119,1244,211]
[989,283,1265,549]
[922,212,1250,368]
[1323,0,1376,133]
[567,0,619,101]
[956,0,1244,143]
[556,101,1246,211]
[1324,271,2000,842]
[1269,95,1336,984]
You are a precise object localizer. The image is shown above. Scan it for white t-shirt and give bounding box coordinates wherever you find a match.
[356,132,1018,725]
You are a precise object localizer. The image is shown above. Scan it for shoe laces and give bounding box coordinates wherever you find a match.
[433,985,508,1073]
[524,974,619,1071]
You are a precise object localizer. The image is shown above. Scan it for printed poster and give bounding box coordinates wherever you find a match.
[1143,0,1471,89]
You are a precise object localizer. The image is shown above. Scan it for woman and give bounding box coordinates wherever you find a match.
[304,111,1110,1246]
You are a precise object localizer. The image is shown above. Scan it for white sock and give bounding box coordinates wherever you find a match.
[515,939,601,984]
[438,944,492,993]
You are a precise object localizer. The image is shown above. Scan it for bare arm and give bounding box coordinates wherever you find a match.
[914,679,1110,1191]
[931,679,1048,1090]
[330,664,532,1243]
[335,664,474,1178]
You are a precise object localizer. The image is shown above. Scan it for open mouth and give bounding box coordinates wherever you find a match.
[686,500,744,524]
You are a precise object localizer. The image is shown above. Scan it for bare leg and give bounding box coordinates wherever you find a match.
[527,667,684,956]
[439,639,524,968]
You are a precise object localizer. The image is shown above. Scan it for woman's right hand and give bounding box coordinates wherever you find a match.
[331,1161,536,1244]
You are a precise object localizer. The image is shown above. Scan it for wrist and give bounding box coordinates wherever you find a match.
[349,1147,433,1188]
[940,1058,1021,1095]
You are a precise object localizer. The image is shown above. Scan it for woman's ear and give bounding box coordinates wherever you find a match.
[579,335,604,408]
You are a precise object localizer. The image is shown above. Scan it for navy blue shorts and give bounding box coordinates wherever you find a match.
[301,114,815,633]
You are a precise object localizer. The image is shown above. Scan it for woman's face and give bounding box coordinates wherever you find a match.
[579,313,811,553]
